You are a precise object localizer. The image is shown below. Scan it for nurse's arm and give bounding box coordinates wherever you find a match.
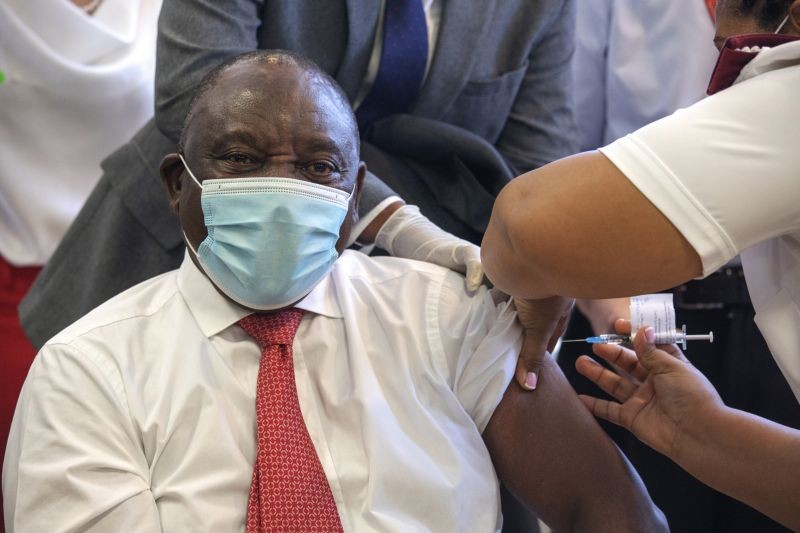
[672,404,800,530]
[580,327,800,530]
[481,151,702,299]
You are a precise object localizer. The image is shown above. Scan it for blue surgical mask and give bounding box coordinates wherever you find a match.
[179,154,352,310]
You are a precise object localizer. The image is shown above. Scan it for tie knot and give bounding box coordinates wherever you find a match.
[238,308,304,349]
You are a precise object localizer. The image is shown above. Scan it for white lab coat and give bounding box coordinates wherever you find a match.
[573,0,719,150]
[0,0,162,266]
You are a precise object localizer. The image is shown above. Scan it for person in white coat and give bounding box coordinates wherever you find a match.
[573,0,718,152]
[0,3,162,523]
[564,1,800,529]
[483,0,800,529]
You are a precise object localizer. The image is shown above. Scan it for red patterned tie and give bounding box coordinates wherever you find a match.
[238,309,343,533]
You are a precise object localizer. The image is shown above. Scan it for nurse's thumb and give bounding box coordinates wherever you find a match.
[634,327,682,375]
[515,358,541,391]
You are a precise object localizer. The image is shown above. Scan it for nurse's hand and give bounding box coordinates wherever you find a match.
[575,320,723,459]
[513,296,574,390]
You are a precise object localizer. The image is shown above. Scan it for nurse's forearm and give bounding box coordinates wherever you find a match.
[675,405,800,530]
[481,151,702,299]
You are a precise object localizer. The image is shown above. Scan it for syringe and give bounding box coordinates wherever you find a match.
[562,324,713,350]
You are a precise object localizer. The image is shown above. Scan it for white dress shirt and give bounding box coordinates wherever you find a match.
[599,42,800,401]
[0,0,161,266]
[3,250,521,532]
[573,0,719,151]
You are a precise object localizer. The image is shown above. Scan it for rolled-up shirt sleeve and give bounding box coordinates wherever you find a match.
[599,64,800,277]
[432,273,522,432]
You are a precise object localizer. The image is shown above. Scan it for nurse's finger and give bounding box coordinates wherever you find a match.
[659,342,691,363]
[614,318,632,335]
[575,355,638,402]
[593,342,648,383]
[633,327,689,375]
[578,394,626,428]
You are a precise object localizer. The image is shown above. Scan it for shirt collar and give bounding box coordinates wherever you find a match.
[177,252,343,338]
[738,39,800,85]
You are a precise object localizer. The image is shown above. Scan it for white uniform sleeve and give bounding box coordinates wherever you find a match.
[3,343,161,533]
[599,65,800,276]
[432,273,522,432]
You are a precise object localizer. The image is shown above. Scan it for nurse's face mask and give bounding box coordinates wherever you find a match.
[707,13,798,94]
[179,154,353,311]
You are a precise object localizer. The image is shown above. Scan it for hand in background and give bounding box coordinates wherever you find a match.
[575,320,723,459]
[576,297,631,335]
[513,296,575,390]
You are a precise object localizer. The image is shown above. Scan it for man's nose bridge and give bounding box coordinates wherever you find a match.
[262,152,298,177]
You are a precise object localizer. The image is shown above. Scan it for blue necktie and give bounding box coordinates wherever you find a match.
[356,0,429,129]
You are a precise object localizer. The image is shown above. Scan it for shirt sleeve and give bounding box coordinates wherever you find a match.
[432,273,522,433]
[154,0,264,142]
[3,343,160,533]
[495,0,578,174]
[599,65,800,277]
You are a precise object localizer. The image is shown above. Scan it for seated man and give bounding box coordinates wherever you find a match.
[3,51,665,532]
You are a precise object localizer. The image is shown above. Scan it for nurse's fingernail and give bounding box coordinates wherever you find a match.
[645,327,656,344]
[524,372,538,390]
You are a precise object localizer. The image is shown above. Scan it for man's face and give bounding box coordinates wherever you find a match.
[161,59,365,267]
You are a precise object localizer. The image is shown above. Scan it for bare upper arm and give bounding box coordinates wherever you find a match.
[482,354,666,531]
[481,151,701,299]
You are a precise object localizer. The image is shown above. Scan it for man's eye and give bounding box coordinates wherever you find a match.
[305,161,337,176]
[224,153,254,164]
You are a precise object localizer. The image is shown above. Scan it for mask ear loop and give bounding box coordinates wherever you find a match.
[178,153,204,189]
[182,230,201,260]
[177,153,204,260]
[775,14,790,34]
[346,181,357,199]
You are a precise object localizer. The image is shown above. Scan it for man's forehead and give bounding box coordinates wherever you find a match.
[191,62,353,142]
[205,62,302,111]
[207,60,345,107]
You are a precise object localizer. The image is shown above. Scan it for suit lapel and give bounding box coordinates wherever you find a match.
[411,0,497,118]
[335,0,382,101]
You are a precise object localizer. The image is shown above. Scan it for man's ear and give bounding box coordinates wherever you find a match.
[160,153,185,213]
[338,161,368,251]
[351,161,367,223]
[790,0,800,33]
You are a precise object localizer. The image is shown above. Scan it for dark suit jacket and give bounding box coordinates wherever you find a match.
[20,0,576,348]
